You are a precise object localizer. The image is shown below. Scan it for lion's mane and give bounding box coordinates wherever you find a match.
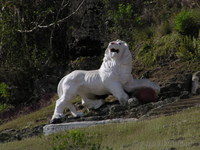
[100,41,133,84]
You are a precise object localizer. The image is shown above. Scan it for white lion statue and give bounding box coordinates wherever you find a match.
[50,40,160,124]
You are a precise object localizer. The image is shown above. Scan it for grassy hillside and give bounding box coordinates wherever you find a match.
[0,1,200,149]
[1,105,200,150]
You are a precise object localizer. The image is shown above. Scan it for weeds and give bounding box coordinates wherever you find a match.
[137,33,181,66]
[176,36,200,60]
[0,83,9,99]
[0,103,12,113]
[0,82,10,106]
[50,130,103,150]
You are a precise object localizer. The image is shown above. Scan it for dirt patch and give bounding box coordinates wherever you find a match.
[0,125,43,143]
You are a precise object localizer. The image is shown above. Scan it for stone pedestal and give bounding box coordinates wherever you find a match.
[43,118,137,135]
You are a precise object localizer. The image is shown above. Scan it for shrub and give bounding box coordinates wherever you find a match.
[0,83,10,104]
[111,3,135,39]
[175,9,200,37]
[0,103,12,113]
[0,83,12,112]
[51,130,102,150]
[176,36,200,61]
[0,83,9,98]
[157,22,173,37]
[103,1,142,41]
[113,3,133,26]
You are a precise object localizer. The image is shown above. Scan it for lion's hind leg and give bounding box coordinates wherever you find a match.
[82,98,104,110]
[50,96,67,124]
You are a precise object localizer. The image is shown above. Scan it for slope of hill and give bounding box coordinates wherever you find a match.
[1,60,200,144]
[1,104,200,150]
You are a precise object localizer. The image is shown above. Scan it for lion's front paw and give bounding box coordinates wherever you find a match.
[50,114,66,124]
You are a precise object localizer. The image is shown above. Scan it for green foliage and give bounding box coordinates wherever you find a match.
[103,1,142,41]
[102,0,182,52]
[0,98,11,118]
[136,7,200,67]
[110,3,135,39]
[0,82,10,108]
[175,9,200,37]
[0,0,69,106]
[51,130,101,150]
[0,83,9,98]
[137,31,200,66]
[176,36,200,61]
[137,33,181,66]
[0,103,12,113]
[156,22,173,37]
[113,3,133,26]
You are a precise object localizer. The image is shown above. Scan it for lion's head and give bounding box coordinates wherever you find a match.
[102,39,132,66]
[105,40,131,62]
[100,40,133,83]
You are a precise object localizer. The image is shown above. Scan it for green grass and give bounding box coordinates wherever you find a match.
[85,106,200,150]
[1,136,51,150]
[1,106,200,150]
[0,95,82,131]
[0,102,55,131]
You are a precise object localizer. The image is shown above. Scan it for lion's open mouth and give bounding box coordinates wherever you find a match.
[110,48,119,53]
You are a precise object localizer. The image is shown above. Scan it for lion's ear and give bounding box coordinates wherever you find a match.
[124,42,128,47]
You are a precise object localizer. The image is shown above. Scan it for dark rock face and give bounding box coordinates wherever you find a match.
[69,37,103,59]
[60,97,179,123]
[159,73,192,99]
[68,56,102,71]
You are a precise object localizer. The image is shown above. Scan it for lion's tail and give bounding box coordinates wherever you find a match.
[57,76,65,98]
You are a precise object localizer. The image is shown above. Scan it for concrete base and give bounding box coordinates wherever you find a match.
[43,118,137,135]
